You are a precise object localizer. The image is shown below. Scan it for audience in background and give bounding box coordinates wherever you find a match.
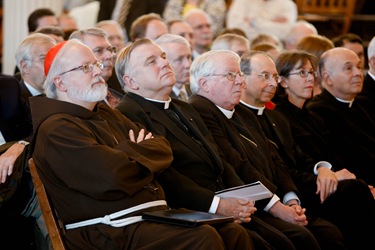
[250,33,283,50]
[218,27,248,39]
[155,34,193,101]
[361,35,375,100]
[251,43,281,61]
[97,0,166,41]
[34,26,65,43]
[163,0,226,37]
[332,33,366,71]
[168,19,195,48]
[226,0,297,42]
[211,33,250,57]
[27,8,59,34]
[184,9,214,59]
[129,13,169,42]
[96,20,127,53]
[284,20,318,51]
[57,13,78,39]
[296,34,334,96]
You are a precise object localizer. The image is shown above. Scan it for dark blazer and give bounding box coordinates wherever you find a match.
[18,80,32,105]
[0,75,32,142]
[360,72,375,101]
[189,95,296,204]
[240,104,317,187]
[307,89,375,185]
[116,92,246,211]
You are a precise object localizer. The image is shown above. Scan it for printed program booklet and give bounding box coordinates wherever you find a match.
[215,181,272,201]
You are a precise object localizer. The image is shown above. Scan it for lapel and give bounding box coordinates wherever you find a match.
[19,80,32,104]
[128,94,222,167]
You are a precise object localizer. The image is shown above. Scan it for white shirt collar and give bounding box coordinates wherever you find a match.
[145,97,172,109]
[240,100,265,115]
[334,97,354,108]
[24,81,41,96]
[367,71,375,81]
[217,105,235,119]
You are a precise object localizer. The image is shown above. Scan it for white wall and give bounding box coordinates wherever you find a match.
[2,0,63,75]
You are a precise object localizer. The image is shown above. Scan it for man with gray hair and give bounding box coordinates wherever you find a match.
[360,35,375,100]
[95,20,127,54]
[211,33,250,57]
[70,27,124,106]
[184,9,213,59]
[155,34,192,101]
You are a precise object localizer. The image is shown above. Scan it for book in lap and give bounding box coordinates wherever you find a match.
[215,181,272,201]
[142,208,234,227]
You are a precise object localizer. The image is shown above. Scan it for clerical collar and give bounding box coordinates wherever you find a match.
[145,97,172,109]
[217,105,235,119]
[334,97,354,108]
[240,100,265,115]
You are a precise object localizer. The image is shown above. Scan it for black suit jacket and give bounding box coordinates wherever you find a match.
[18,80,32,105]
[116,92,245,211]
[360,72,375,101]
[307,89,375,185]
[0,75,32,142]
[189,95,298,206]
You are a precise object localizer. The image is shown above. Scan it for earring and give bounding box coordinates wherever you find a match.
[284,85,288,88]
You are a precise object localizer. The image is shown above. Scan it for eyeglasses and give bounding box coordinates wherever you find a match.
[247,72,282,83]
[93,46,116,56]
[287,69,318,78]
[206,71,245,81]
[58,61,104,76]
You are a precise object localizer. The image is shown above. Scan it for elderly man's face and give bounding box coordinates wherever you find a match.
[82,34,114,81]
[186,13,213,49]
[99,24,125,53]
[325,48,363,100]
[243,54,278,106]
[204,54,244,110]
[127,43,176,99]
[60,44,107,104]
[159,42,192,85]
[169,22,195,48]
[27,41,55,91]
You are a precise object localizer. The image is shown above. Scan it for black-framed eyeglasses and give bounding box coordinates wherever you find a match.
[287,69,318,78]
[246,72,282,84]
[58,61,104,76]
[93,46,116,56]
[206,71,245,81]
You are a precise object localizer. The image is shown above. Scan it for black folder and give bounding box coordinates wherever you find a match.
[142,208,234,227]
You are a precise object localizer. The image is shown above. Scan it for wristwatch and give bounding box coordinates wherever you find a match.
[17,140,29,146]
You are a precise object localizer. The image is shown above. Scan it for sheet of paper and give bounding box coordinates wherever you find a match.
[215,181,272,201]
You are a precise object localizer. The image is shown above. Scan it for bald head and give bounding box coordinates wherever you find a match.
[320,48,363,100]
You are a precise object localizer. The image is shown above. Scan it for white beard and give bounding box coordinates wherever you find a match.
[67,77,108,103]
